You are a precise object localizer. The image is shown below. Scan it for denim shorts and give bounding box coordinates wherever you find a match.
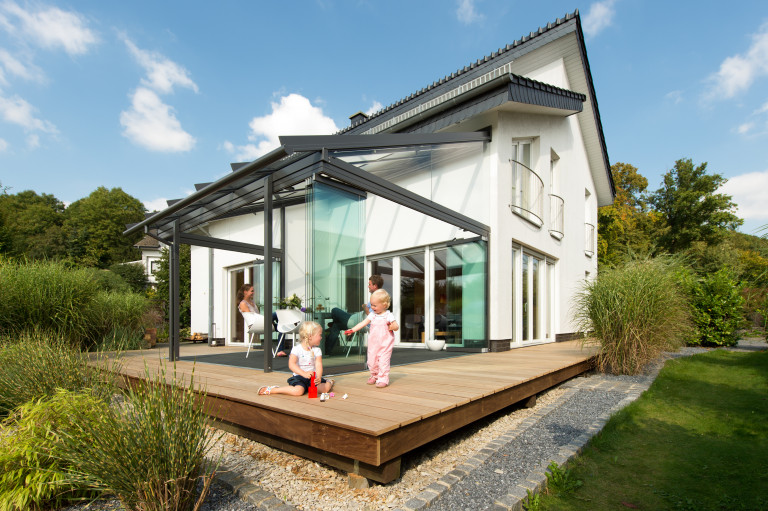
[287,374,326,391]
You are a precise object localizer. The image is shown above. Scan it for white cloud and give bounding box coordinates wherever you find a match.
[365,100,383,116]
[456,0,483,25]
[225,93,338,161]
[0,1,98,55]
[0,137,7,151]
[143,197,171,213]
[122,36,198,94]
[583,0,617,38]
[705,23,768,100]
[120,87,196,152]
[737,122,755,134]
[26,133,39,148]
[0,49,44,83]
[0,93,57,133]
[720,169,768,220]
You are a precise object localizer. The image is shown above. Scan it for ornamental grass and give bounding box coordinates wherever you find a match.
[573,257,692,375]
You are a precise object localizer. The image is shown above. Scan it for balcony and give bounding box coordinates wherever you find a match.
[549,194,564,240]
[585,222,595,257]
[509,160,543,227]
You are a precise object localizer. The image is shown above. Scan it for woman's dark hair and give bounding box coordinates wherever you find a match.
[236,283,253,303]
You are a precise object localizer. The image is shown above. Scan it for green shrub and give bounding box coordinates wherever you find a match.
[0,391,105,511]
[0,260,99,343]
[681,268,744,347]
[0,332,120,415]
[109,262,148,293]
[573,257,692,375]
[83,266,131,292]
[54,365,221,511]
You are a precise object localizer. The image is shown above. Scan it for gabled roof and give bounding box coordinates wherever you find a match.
[342,10,614,206]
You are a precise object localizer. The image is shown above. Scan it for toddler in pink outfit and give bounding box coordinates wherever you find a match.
[345,288,399,387]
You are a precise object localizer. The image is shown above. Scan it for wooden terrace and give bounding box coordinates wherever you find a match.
[114,340,596,483]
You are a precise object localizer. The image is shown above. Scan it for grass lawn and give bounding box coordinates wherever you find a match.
[534,350,768,511]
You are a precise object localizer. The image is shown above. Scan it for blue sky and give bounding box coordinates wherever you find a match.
[1,0,767,235]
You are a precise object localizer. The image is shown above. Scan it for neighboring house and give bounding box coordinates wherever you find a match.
[133,233,165,287]
[125,10,614,360]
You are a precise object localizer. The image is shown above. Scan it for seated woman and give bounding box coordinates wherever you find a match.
[237,284,286,356]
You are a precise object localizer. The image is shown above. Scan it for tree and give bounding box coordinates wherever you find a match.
[649,158,742,254]
[0,189,67,260]
[63,187,146,268]
[155,244,191,330]
[597,162,659,266]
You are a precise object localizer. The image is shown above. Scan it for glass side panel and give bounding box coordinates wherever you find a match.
[532,257,539,340]
[371,259,394,299]
[400,253,425,343]
[522,255,529,341]
[309,181,365,364]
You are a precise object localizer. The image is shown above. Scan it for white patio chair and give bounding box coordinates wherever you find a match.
[275,308,303,357]
[240,310,265,359]
[338,329,366,357]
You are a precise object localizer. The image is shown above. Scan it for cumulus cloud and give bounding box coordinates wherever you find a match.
[122,36,198,94]
[456,0,483,25]
[365,100,383,116]
[720,169,768,220]
[0,1,98,55]
[143,197,171,213]
[120,37,198,152]
[582,0,617,38]
[737,122,755,135]
[705,23,768,100]
[0,93,57,133]
[120,87,195,152]
[0,49,44,84]
[224,93,338,161]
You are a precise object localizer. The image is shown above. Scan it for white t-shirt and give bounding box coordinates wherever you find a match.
[367,311,396,324]
[290,344,322,375]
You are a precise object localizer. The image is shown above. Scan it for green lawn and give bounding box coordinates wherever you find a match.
[535,350,768,511]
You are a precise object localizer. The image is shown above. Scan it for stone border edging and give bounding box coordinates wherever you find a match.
[214,464,297,511]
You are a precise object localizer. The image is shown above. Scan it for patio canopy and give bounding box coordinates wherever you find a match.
[124,131,491,369]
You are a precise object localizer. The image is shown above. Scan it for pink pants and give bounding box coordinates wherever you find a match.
[367,320,395,385]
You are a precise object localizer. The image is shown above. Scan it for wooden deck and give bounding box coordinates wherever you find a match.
[113,340,596,483]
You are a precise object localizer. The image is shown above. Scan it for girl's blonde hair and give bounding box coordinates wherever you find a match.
[298,321,322,349]
[371,288,391,309]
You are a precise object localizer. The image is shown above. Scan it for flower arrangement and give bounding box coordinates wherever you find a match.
[277,293,304,310]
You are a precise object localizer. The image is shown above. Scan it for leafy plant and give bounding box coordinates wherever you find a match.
[54,364,222,511]
[0,331,120,415]
[277,293,303,309]
[544,461,582,497]
[0,391,104,511]
[525,488,542,510]
[680,268,744,347]
[573,257,691,374]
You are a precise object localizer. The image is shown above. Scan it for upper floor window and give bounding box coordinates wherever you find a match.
[509,140,543,227]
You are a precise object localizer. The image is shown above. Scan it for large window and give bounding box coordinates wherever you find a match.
[510,140,543,227]
[512,244,556,345]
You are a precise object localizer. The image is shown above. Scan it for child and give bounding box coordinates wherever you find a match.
[257,321,335,396]
[345,288,399,388]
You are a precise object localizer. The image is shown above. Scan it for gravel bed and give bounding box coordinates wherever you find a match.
[60,340,766,511]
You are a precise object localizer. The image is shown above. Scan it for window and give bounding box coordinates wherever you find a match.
[510,140,543,227]
[149,259,160,275]
[549,150,564,239]
[512,244,556,344]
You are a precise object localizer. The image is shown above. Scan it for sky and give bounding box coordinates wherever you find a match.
[1,0,767,236]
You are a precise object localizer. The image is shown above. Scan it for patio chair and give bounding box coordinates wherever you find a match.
[338,329,366,357]
[240,310,265,359]
[275,308,303,357]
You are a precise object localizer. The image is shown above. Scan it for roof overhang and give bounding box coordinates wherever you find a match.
[124,132,491,242]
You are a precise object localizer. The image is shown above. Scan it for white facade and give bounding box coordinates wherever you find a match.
[187,13,611,351]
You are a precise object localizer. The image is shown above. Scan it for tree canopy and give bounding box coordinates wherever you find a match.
[0,189,67,260]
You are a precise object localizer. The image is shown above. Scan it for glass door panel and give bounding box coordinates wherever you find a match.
[400,253,425,343]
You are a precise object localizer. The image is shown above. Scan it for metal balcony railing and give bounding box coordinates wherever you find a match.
[549,194,564,239]
[509,159,543,227]
[585,222,595,256]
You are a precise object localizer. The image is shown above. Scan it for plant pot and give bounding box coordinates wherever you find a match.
[143,328,157,348]
[425,339,446,351]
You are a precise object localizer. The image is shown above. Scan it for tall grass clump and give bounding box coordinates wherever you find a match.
[573,257,692,374]
[54,365,221,511]
[88,290,151,350]
[0,391,105,511]
[0,260,99,344]
[0,331,120,415]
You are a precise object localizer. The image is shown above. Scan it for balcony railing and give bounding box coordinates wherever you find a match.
[509,159,543,227]
[549,194,564,240]
[585,222,595,256]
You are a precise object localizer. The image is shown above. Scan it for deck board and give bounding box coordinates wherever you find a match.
[104,340,596,481]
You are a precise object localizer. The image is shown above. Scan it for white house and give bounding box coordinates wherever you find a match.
[125,10,613,364]
[133,233,165,287]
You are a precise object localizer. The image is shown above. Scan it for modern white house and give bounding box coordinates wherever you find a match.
[125,10,613,368]
[132,233,165,287]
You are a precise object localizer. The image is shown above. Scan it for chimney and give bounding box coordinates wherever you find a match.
[349,111,369,126]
